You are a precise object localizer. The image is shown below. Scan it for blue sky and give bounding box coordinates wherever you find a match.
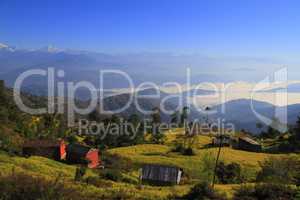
[1,0,299,56]
[1,0,300,80]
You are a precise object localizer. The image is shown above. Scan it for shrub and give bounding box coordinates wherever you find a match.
[0,172,83,200]
[181,182,226,200]
[74,166,86,182]
[182,147,195,156]
[296,187,300,199]
[171,143,185,153]
[233,184,297,200]
[256,156,300,185]
[100,169,123,182]
[199,151,215,183]
[216,162,243,184]
[67,135,78,144]
[172,144,195,156]
[151,132,166,144]
[0,127,24,155]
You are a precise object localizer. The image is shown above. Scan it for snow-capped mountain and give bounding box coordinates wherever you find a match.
[0,43,15,52]
[37,45,64,53]
[0,43,8,48]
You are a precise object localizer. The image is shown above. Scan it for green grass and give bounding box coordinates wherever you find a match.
[0,129,297,199]
[0,151,76,178]
[106,130,294,198]
[108,134,286,180]
[0,150,194,199]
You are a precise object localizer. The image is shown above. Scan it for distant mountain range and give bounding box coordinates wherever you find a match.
[0,43,226,91]
[100,89,300,134]
[1,43,300,134]
[196,99,300,134]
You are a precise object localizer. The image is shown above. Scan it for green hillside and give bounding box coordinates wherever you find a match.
[0,128,294,199]
[0,150,190,199]
[0,85,299,199]
[107,131,291,198]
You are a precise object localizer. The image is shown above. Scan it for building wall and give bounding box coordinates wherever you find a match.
[60,142,66,160]
[238,139,262,152]
[86,150,99,168]
[23,147,60,160]
[141,165,181,185]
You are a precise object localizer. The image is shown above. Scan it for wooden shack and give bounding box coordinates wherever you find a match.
[232,136,262,152]
[22,139,66,160]
[140,164,183,185]
[66,144,100,168]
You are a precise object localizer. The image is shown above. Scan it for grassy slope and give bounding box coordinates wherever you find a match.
[0,151,189,199]
[108,129,290,198]
[0,129,294,199]
[109,132,283,177]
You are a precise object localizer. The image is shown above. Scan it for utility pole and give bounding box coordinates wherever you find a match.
[212,134,223,188]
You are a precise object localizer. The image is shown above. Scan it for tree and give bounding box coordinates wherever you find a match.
[293,115,300,141]
[256,122,263,130]
[151,107,161,134]
[88,109,102,122]
[170,110,179,125]
[233,184,297,200]
[216,162,242,184]
[182,182,226,200]
[287,115,300,151]
[260,119,281,139]
[204,106,211,126]
[180,106,189,127]
[151,107,165,144]
[199,152,215,183]
[128,114,144,144]
[0,80,7,106]
[40,113,67,139]
[256,156,300,185]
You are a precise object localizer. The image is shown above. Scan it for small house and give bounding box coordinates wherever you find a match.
[66,144,100,168]
[23,139,66,160]
[140,164,183,185]
[232,136,262,152]
[212,135,231,146]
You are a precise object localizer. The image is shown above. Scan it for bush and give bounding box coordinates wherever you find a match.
[216,162,243,184]
[296,187,300,199]
[172,144,195,156]
[74,166,86,182]
[0,172,83,200]
[233,184,297,200]
[199,152,215,183]
[182,147,195,156]
[171,143,185,153]
[181,182,226,200]
[151,132,166,144]
[100,169,123,182]
[256,156,300,185]
[0,127,24,155]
